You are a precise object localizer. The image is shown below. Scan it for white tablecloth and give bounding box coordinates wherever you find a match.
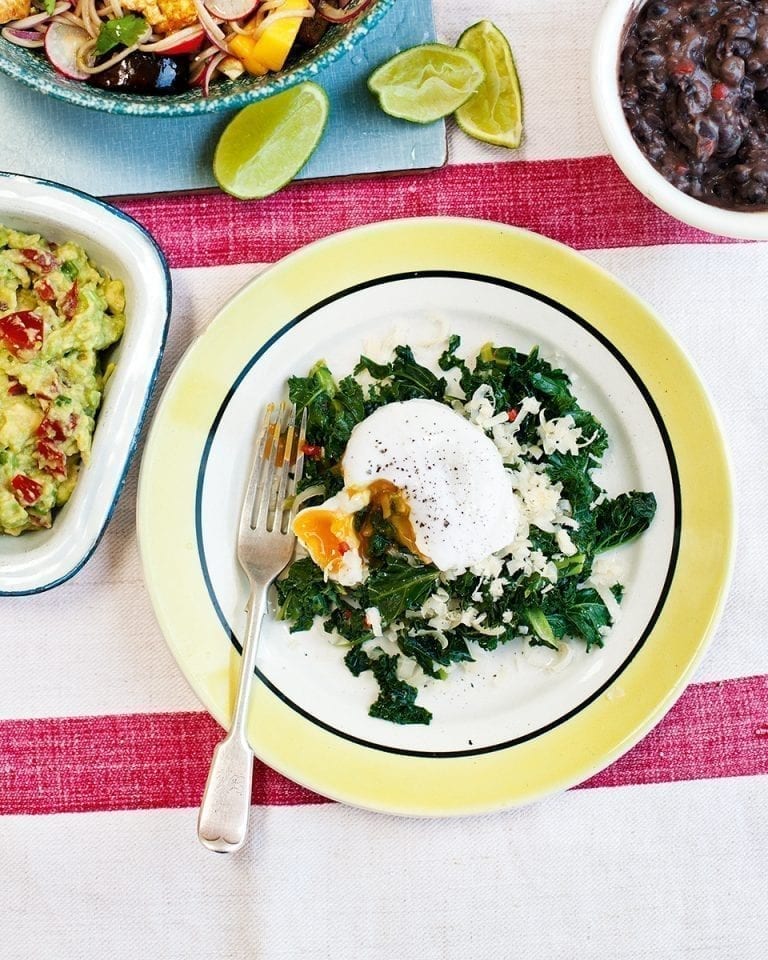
[2,1,767,957]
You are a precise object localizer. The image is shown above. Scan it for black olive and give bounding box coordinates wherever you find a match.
[295,12,329,50]
[88,52,189,96]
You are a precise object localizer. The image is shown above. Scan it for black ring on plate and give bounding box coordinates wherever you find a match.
[194,270,681,759]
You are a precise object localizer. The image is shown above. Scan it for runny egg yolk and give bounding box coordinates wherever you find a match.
[292,480,424,582]
[292,506,359,578]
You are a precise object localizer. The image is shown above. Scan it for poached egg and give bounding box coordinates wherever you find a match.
[293,398,520,584]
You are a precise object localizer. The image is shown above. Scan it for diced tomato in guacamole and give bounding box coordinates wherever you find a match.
[0,225,125,536]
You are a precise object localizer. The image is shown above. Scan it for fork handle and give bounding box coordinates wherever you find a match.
[197,580,268,853]
[196,732,255,853]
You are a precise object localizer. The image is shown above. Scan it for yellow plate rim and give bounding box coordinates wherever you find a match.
[137,217,734,817]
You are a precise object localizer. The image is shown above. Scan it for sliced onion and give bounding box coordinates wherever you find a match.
[316,0,373,24]
[8,2,69,30]
[3,27,45,41]
[289,484,326,513]
[193,0,226,43]
[192,43,221,66]
[203,28,230,54]
[201,51,226,96]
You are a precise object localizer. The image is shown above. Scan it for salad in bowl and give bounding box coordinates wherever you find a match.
[0,0,392,114]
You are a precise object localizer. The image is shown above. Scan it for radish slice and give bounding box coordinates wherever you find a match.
[204,0,260,21]
[44,22,90,81]
[154,27,205,55]
[316,0,373,23]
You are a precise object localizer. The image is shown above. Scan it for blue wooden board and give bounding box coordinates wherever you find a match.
[0,0,444,197]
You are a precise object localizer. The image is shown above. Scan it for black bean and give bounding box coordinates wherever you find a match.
[742,180,767,201]
[720,54,747,82]
[620,0,768,208]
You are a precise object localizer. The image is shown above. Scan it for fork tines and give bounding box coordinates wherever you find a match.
[242,401,307,535]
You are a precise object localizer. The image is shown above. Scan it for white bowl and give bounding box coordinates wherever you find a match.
[592,0,768,239]
[0,172,170,595]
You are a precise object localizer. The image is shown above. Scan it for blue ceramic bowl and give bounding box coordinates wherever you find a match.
[0,0,395,117]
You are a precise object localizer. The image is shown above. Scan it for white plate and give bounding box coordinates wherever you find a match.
[138,219,733,815]
[0,173,170,595]
[200,278,675,753]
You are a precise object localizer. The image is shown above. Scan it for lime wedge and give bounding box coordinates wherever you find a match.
[213,82,329,200]
[368,43,485,124]
[455,21,523,148]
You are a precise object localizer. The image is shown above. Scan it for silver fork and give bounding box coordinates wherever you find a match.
[197,401,306,853]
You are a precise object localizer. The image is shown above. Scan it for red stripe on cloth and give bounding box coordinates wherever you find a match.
[1,675,766,816]
[115,155,738,270]
[0,711,323,816]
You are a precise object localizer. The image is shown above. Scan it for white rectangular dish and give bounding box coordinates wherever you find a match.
[0,172,171,595]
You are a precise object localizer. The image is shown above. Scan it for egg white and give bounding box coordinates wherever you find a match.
[342,399,519,571]
[293,399,521,583]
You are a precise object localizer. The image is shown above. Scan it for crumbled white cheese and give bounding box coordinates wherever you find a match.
[515,396,542,425]
[508,462,563,533]
[329,549,366,588]
[537,412,584,456]
[365,607,383,638]
[590,554,626,589]
[469,554,505,580]
[555,528,579,556]
[464,384,509,432]
[396,656,421,682]
[585,580,622,625]
[488,577,508,599]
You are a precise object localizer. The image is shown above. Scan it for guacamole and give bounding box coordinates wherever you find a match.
[0,225,125,536]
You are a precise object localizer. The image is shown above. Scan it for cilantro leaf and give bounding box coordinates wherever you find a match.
[94,15,148,56]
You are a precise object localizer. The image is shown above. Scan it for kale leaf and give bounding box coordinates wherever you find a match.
[367,556,440,625]
[324,605,374,645]
[356,346,446,406]
[398,631,474,679]
[593,492,658,554]
[275,558,340,632]
[289,361,366,463]
[544,581,612,651]
[343,649,431,724]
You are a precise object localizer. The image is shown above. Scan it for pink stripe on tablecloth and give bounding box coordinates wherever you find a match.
[1,675,766,815]
[114,155,739,270]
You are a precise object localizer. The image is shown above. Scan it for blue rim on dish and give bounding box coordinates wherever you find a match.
[0,170,172,595]
[0,0,396,117]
